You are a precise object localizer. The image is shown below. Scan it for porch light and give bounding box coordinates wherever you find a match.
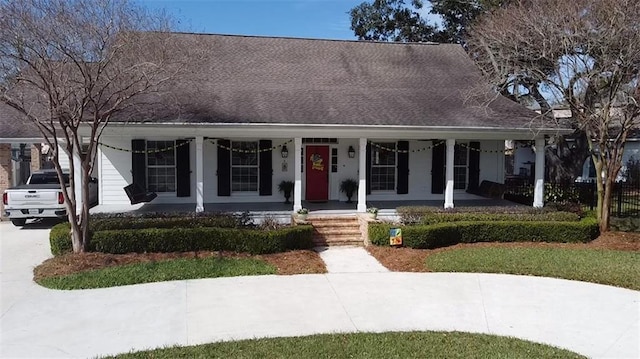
[348,146,356,158]
[281,145,289,158]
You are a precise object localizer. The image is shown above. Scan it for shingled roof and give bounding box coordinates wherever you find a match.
[117,33,547,130]
[1,33,558,132]
[0,105,42,140]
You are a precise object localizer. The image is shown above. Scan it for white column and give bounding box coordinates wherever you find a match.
[533,137,545,208]
[72,146,82,214]
[444,139,455,209]
[195,136,204,212]
[357,137,367,212]
[293,137,303,212]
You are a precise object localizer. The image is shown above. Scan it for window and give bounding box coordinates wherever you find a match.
[331,148,338,173]
[371,142,396,191]
[147,140,176,192]
[231,141,258,192]
[453,144,468,190]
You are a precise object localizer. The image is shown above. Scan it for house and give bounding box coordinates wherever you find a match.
[0,108,48,218]
[1,33,570,214]
[511,109,640,183]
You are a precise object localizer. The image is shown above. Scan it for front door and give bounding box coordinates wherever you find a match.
[305,145,329,201]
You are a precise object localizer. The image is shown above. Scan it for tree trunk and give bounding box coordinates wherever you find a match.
[600,177,613,232]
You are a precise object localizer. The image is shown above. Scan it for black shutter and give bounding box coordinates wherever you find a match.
[366,142,371,195]
[176,139,190,197]
[468,141,480,192]
[259,140,272,196]
[431,141,445,194]
[217,139,231,196]
[397,141,409,194]
[131,139,146,188]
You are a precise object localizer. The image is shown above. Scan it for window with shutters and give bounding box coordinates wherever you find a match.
[146,140,176,192]
[371,142,396,191]
[453,144,468,190]
[231,141,259,192]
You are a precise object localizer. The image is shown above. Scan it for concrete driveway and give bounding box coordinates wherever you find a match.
[0,221,638,359]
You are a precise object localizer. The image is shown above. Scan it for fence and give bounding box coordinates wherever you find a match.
[504,179,640,218]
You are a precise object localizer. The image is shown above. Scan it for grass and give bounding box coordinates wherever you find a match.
[425,247,640,290]
[37,256,276,290]
[106,331,584,359]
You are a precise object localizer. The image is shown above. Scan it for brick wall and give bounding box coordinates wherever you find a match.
[30,144,41,172]
[0,144,12,219]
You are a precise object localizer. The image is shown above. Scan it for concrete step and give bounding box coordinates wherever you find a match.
[307,215,363,247]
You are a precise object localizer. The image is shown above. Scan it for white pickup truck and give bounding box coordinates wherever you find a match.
[2,170,98,226]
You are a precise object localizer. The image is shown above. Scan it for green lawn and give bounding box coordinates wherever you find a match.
[37,257,276,290]
[426,247,640,290]
[106,332,583,359]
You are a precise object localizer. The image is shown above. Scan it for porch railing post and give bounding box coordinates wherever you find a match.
[533,137,545,208]
[293,137,303,212]
[357,137,367,212]
[195,136,204,212]
[72,145,82,214]
[444,139,455,209]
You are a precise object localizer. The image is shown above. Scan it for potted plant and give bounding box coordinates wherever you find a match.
[296,208,309,221]
[366,207,378,220]
[339,178,358,203]
[278,180,294,203]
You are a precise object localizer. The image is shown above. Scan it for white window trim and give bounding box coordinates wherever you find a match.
[231,140,259,193]
[371,142,397,192]
[146,140,176,193]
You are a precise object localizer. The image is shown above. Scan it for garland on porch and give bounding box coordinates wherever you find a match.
[98,139,192,154]
[369,141,534,154]
[209,139,293,153]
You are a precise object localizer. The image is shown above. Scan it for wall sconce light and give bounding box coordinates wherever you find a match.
[348,146,356,158]
[281,145,289,158]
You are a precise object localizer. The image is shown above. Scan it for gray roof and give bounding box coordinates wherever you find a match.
[121,33,547,129]
[0,104,42,140]
[2,33,557,133]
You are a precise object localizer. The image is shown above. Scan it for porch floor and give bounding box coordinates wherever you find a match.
[91,198,523,215]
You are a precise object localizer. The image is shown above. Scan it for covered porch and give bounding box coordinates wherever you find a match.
[91,197,524,218]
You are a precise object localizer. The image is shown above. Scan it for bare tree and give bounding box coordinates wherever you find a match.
[468,0,640,231]
[0,0,186,252]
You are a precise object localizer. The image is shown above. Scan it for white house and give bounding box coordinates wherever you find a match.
[2,34,570,214]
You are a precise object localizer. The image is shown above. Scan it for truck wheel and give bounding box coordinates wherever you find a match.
[11,219,27,227]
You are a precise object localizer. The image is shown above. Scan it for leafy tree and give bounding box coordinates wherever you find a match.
[0,0,188,252]
[349,0,506,43]
[468,0,640,231]
[349,0,437,42]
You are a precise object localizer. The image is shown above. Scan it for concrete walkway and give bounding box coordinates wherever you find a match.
[1,222,638,359]
[316,246,389,273]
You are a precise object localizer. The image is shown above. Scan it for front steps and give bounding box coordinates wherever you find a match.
[305,215,364,247]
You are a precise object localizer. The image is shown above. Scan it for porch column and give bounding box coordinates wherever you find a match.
[357,137,367,212]
[293,137,303,212]
[533,137,545,208]
[444,139,455,209]
[195,136,204,212]
[72,146,82,214]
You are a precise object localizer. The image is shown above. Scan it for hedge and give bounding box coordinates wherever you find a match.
[50,222,73,256]
[50,223,314,256]
[88,212,251,231]
[369,218,599,249]
[419,211,579,225]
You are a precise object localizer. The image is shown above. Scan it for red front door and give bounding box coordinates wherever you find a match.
[305,145,329,202]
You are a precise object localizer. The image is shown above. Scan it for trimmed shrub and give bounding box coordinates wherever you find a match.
[50,222,72,256]
[369,218,599,249]
[91,225,314,255]
[419,211,579,225]
[89,211,253,231]
[396,205,569,224]
[610,217,640,232]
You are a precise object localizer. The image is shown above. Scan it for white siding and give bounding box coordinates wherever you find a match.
[97,136,506,205]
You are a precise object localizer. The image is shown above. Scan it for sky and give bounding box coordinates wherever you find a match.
[138,0,434,40]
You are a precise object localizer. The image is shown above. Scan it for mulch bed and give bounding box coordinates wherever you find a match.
[367,231,640,272]
[34,250,326,281]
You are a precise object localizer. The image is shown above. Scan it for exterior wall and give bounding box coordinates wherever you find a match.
[30,144,41,172]
[0,144,12,218]
[98,136,506,205]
